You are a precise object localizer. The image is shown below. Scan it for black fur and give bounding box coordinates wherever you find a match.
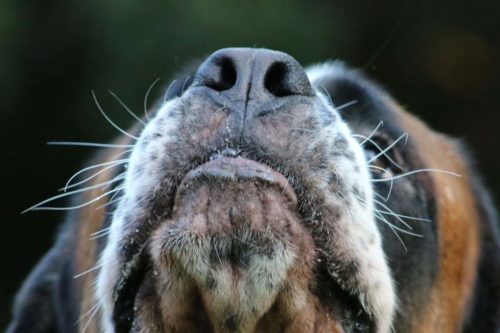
[7,211,80,333]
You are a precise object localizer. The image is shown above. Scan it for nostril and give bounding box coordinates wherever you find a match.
[197,48,313,99]
[264,62,294,97]
[205,57,237,92]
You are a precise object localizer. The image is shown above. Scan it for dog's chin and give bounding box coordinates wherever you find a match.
[142,156,316,332]
[112,157,368,332]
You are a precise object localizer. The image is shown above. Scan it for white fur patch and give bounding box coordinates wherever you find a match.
[308,63,396,332]
[96,99,183,333]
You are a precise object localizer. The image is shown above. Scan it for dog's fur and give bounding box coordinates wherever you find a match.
[8,48,499,333]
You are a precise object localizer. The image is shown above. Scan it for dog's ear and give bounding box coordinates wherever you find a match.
[7,222,79,333]
[8,250,60,333]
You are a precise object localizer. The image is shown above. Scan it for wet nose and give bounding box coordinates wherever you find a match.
[193,48,314,102]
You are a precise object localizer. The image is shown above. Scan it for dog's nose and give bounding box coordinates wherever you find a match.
[194,48,314,101]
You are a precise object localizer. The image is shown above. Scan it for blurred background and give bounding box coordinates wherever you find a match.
[1,0,499,328]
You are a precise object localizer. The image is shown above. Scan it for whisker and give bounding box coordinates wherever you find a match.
[91,90,139,141]
[25,185,124,212]
[374,211,424,252]
[163,79,178,105]
[62,159,128,192]
[367,132,408,165]
[369,165,394,200]
[73,263,103,279]
[359,121,383,146]
[90,227,110,237]
[371,168,461,183]
[63,151,131,191]
[181,75,192,94]
[335,100,358,111]
[95,191,123,210]
[144,77,161,121]
[81,301,101,333]
[375,210,412,231]
[89,230,110,240]
[108,90,146,126]
[374,211,409,252]
[377,217,422,238]
[75,301,101,326]
[92,173,126,191]
[374,201,432,223]
[357,193,426,235]
[23,179,122,213]
[48,141,133,148]
[373,198,414,229]
[318,85,335,107]
[354,134,403,170]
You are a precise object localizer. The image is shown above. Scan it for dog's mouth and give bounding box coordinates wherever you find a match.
[111,154,373,333]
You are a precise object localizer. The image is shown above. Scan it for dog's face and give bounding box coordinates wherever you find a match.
[9,48,499,333]
[99,48,394,333]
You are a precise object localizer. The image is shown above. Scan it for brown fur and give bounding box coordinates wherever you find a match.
[394,104,480,332]
[76,143,131,333]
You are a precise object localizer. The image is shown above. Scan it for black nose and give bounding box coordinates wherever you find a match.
[193,48,314,100]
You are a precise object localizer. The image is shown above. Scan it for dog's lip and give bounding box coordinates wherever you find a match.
[177,155,298,205]
[112,157,374,332]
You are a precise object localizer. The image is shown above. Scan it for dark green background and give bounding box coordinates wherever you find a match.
[1,0,499,329]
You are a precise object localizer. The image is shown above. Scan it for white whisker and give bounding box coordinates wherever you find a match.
[163,79,178,105]
[371,168,461,183]
[318,85,335,107]
[335,100,358,111]
[63,151,131,191]
[91,90,139,141]
[359,120,383,145]
[75,301,101,326]
[181,75,191,94]
[108,90,146,126]
[374,211,423,238]
[374,211,409,252]
[90,227,110,237]
[373,193,431,223]
[95,191,123,210]
[26,185,124,212]
[367,132,408,165]
[74,263,103,279]
[23,179,123,213]
[369,165,395,200]
[144,77,161,121]
[81,301,101,333]
[89,230,110,240]
[47,141,133,148]
[373,198,416,229]
[375,210,412,230]
[62,159,128,192]
[354,134,403,170]
[359,194,418,230]
[63,164,126,192]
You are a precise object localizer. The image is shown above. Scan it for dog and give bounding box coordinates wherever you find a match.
[8,48,499,333]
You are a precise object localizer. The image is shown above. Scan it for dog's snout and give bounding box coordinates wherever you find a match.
[194,48,314,100]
